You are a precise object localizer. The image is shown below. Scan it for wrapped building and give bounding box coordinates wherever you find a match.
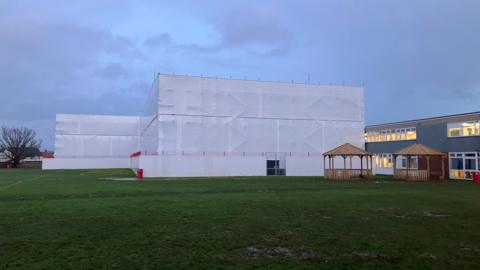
[43,74,365,177]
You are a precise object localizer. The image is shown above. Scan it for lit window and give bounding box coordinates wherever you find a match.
[448,121,480,137]
[463,122,476,136]
[449,128,461,137]
[366,127,417,142]
[374,153,393,168]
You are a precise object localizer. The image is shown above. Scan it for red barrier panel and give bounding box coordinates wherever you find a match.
[137,168,143,179]
[473,172,480,184]
[130,151,141,158]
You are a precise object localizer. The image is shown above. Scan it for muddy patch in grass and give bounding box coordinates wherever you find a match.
[242,246,319,260]
[460,244,479,253]
[418,252,437,260]
[346,251,389,260]
[423,210,449,218]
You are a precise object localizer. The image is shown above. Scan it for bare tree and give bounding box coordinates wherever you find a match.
[0,126,42,168]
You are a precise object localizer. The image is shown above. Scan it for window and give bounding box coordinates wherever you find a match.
[450,158,464,170]
[400,156,418,169]
[410,157,418,169]
[463,123,477,136]
[449,152,474,171]
[375,153,393,168]
[406,127,417,140]
[449,128,461,137]
[448,121,480,137]
[450,152,480,180]
[366,127,417,143]
[465,159,476,170]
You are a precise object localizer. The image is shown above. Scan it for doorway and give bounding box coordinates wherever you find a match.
[266,152,286,176]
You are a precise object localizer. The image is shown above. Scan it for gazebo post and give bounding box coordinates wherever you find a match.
[426,156,430,180]
[441,155,445,180]
[327,156,330,179]
[370,155,373,179]
[365,156,370,178]
[393,155,397,179]
[360,155,363,178]
[331,156,334,179]
[406,156,410,180]
[343,156,347,179]
[365,156,372,180]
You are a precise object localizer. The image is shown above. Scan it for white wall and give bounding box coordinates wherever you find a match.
[43,157,130,169]
[139,77,160,154]
[133,155,365,177]
[136,155,266,177]
[44,114,140,170]
[285,157,324,176]
[54,114,140,158]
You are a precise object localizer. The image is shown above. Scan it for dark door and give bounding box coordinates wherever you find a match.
[266,152,286,176]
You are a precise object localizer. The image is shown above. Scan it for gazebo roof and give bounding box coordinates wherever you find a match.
[323,143,372,156]
[394,143,445,156]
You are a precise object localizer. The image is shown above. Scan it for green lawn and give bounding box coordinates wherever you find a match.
[1,169,480,269]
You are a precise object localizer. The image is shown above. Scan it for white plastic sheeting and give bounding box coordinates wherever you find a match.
[43,157,130,169]
[43,114,141,170]
[147,74,364,155]
[136,155,266,177]
[44,74,365,175]
[131,74,364,177]
[54,114,140,158]
[139,77,160,154]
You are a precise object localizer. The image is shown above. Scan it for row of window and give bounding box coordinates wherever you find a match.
[449,152,480,179]
[375,152,479,170]
[374,152,480,180]
[365,127,417,143]
[367,120,480,143]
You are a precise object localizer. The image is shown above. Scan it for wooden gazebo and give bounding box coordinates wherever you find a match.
[323,143,373,180]
[393,144,447,181]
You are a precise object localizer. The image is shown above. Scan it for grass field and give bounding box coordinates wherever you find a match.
[1,169,480,269]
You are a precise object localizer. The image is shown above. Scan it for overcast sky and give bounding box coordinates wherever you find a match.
[1,0,479,150]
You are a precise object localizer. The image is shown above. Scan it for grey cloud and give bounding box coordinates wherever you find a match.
[0,13,148,149]
[144,33,172,48]
[168,5,291,57]
[286,0,480,120]
[251,44,290,58]
[95,63,128,79]
[205,58,259,70]
[213,7,289,47]
[0,16,139,87]
[172,43,221,54]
